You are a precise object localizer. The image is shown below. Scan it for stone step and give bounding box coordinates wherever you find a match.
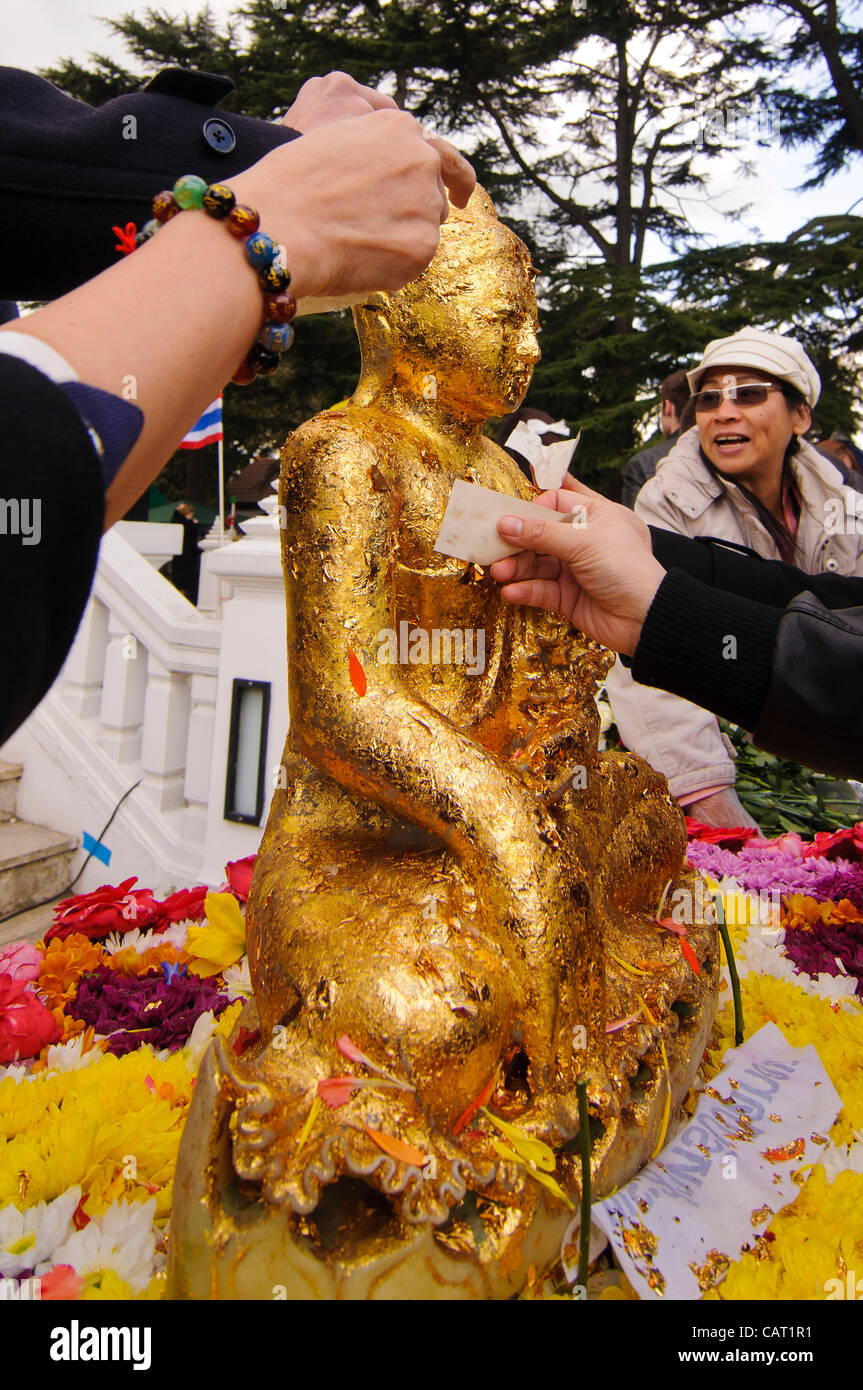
[0,896,65,949]
[0,819,78,924]
[0,761,22,821]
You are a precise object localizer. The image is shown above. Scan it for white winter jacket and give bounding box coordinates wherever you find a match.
[606,428,863,798]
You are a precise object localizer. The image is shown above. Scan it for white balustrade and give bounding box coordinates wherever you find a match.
[58,597,109,720]
[3,511,286,893]
[99,612,148,764]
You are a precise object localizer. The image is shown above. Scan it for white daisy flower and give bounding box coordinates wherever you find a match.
[103,920,190,955]
[42,1034,101,1073]
[44,1197,156,1293]
[223,957,252,1001]
[0,1186,81,1278]
[0,1063,32,1084]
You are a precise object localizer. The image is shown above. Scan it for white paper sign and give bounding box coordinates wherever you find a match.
[433,479,583,566]
[587,1023,841,1299]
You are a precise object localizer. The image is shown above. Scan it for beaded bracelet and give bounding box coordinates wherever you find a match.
[126,174,297,386]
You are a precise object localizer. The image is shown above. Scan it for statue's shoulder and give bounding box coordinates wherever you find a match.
[285,403,399,459]
[282,403,414,491]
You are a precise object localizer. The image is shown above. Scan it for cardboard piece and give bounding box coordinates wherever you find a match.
[433,479,583,566]
[584,1023,842,1299]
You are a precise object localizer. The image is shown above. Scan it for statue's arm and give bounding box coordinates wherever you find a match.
[281,419,562,918]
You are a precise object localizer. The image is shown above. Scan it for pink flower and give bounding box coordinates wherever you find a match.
[39,1264,84,1300]
[0,976,59,1062]
[0,940,42,982]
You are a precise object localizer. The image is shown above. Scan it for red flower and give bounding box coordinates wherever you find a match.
[155,884,209,922]
[0,976,59,1063]
[804,825,863,863]
[45,877,161,944]
[685,819,759,851]
[225,855,256,903]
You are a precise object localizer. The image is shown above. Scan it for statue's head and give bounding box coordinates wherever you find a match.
[353,187,540,420]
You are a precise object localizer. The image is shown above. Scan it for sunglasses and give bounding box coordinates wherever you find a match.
[693,382,784,412]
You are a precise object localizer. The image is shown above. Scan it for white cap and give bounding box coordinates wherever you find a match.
[687,327,820,407]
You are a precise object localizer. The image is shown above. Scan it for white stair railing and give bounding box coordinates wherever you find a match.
[4,528,223,892]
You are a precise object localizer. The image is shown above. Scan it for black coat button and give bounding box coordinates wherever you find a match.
[202,117,236,154]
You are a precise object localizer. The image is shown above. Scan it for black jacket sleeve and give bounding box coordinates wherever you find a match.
[631,529,863,778]
[0,66,300,301]
[0,355,104,745]
[649,526,863,610]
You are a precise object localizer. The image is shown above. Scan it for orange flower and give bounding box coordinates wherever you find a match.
[781,894,863,932]
[109,943,189,978]
[37,932,104,1008]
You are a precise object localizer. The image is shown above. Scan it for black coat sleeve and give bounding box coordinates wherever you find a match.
[649,526,863,611]
[0,355,104,745]
[631,531,863,778]
[0,66,300,301]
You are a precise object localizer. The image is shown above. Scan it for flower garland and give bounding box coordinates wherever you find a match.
[0,858,253,1299]
[3,826,863,1301]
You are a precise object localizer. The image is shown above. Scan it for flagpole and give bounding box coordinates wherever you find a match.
[218,431,225,546]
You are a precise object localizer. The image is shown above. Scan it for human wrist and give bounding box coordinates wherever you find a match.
[228,161,317,302]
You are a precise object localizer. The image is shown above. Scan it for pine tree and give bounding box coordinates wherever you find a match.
[724,0,863,186]
[38,2,862,497]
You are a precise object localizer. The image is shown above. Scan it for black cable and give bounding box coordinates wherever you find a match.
[0,778,142,926]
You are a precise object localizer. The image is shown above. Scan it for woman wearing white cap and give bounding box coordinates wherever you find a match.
[603,327,863,827]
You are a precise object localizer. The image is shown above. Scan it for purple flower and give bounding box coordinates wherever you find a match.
[69,963,228,1055]
[686,842,863,907]
[782,922,863,997]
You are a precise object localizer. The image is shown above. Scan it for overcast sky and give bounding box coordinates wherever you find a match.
[5,1,861,259]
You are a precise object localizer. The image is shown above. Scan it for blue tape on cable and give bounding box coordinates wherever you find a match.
[82,831,112,866]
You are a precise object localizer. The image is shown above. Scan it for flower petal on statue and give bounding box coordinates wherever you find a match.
[335,1033,413,1088]
[490,1139,574,1210]
[452,1069,498,1135]
[481,1109,556,1172]
[607,949,650,978]
[655,916,687,939]
[348,648,367,697]
[185,894,246,977]
[297,1096,322,1155]
[318,1075,360,1109]
[364,1126,427,1167]
[606,1015,641,1034]
[336,1033,372,1067]
[650,1040,671,1158]
[680,938,702,975]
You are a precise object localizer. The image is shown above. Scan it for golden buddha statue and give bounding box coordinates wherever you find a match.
[169,190,717,1300]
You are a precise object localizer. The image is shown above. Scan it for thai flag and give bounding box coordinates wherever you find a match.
[180,396,223,450]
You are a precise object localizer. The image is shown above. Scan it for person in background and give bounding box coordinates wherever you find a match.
[604,327,863,829]
[169,503,204,604]
[620,369,690,508]
[817,431,863,491]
